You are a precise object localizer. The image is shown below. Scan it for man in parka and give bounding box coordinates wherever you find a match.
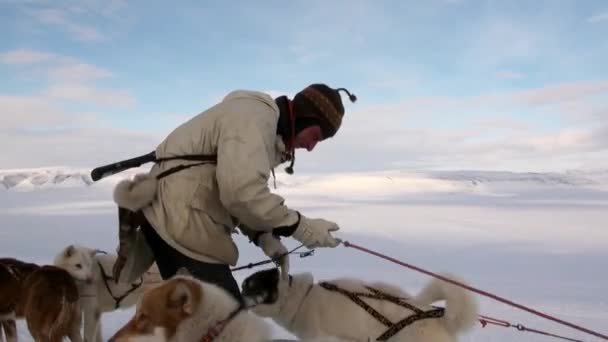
[112,83,357,301]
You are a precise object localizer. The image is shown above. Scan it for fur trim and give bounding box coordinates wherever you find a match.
[113,173,158,211]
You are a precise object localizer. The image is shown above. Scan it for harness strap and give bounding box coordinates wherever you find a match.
[155,162,209,180]
[199,304,244,342]
[376,308,445,341]
[319,282,445,341]
[319,282,393,327]
[155,154,217,163]
[97,261,143,309]
[365,287,423,314]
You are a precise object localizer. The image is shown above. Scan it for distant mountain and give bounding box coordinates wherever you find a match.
[2,167,607,193]
[0,167,144,191]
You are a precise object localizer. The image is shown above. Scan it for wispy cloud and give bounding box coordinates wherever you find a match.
[0,49,140,168]
[587,12,608,23]
[44,83,133,106]
[0,122,161,169]
[300,79,608,172]
[466,19,540,66]
[495,70,526,80]
[1,48,134,106]
[1,49,113,81]
[0,95,69,129]
[524,129,594,153]
[47,63,113,82]
[507,80,608,107]
[0,49,57,64]
[29,8,105,42]
[10,0,129,43]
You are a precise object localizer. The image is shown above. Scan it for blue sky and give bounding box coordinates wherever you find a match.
[1,0,607,172]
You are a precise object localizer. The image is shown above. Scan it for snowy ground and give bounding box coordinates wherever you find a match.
[1,168,607,341]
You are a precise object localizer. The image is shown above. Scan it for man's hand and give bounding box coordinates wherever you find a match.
[292,215,342,249]
[258,232,290,278]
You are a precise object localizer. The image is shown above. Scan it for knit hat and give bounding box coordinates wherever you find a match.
[292,84,357,139]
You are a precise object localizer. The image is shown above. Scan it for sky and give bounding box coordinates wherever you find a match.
[1,0,608,172]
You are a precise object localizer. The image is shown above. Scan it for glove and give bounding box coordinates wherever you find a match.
[258,233,290,278]
[292,215,342,249]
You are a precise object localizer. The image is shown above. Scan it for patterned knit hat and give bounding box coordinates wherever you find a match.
[292,84,357,139]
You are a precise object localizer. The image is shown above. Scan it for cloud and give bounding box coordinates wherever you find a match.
[44,83,134,106]
[29,8,105,42]
[289,78,608,173]
[0,94,152,169]
[10,0,129,43]
[466,19,540,66]
[507,80,608,107]
[0,95,70,129]
[587,12,608,23]
[1,48,114,81]
[524,129,594,153]
[0,125,162,169]
[495,70,526,80]
[0,49,141,168]
[0,49,57,64]
[1,49,135,107]
[473,116,532,131]
[47,63,113,82]
[23,75,594,173]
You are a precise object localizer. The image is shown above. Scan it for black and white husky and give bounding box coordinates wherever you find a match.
[241,268,479,342]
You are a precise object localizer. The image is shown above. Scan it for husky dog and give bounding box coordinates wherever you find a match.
[242,268,479,342]
[109,275,271,342]
[53,245,162,342]
[0,259,82,342]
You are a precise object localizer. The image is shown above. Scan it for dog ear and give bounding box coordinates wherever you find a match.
[65,245,75,257]
[168,280,195,316]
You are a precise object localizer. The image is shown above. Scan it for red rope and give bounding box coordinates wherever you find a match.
[342,241,608,341]
[478,314,584,342]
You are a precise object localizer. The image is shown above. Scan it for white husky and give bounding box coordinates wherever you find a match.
[53,244,162,342]
[109,274,345,342]
[241,268,479,342]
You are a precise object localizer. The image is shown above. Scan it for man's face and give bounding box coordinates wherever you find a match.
[294,125,323,151]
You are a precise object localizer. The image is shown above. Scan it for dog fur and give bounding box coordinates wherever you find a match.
[0,258,38,342]
[109,275,271,342]
[0,258,82,342]
[110,327,167,342]
[113,173,158,211]
[241,268,479,342]
[53,244,162,342]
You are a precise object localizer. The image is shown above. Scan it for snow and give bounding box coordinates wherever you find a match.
[0,167,607,341]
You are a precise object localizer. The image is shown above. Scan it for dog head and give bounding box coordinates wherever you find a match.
[53,244,102,284]
[241,268,290,316]
[109,276,202,341]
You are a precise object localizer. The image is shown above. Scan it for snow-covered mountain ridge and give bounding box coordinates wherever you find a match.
[2,166,607,193]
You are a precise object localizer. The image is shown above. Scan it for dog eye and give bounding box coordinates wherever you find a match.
[75,264,82,269]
